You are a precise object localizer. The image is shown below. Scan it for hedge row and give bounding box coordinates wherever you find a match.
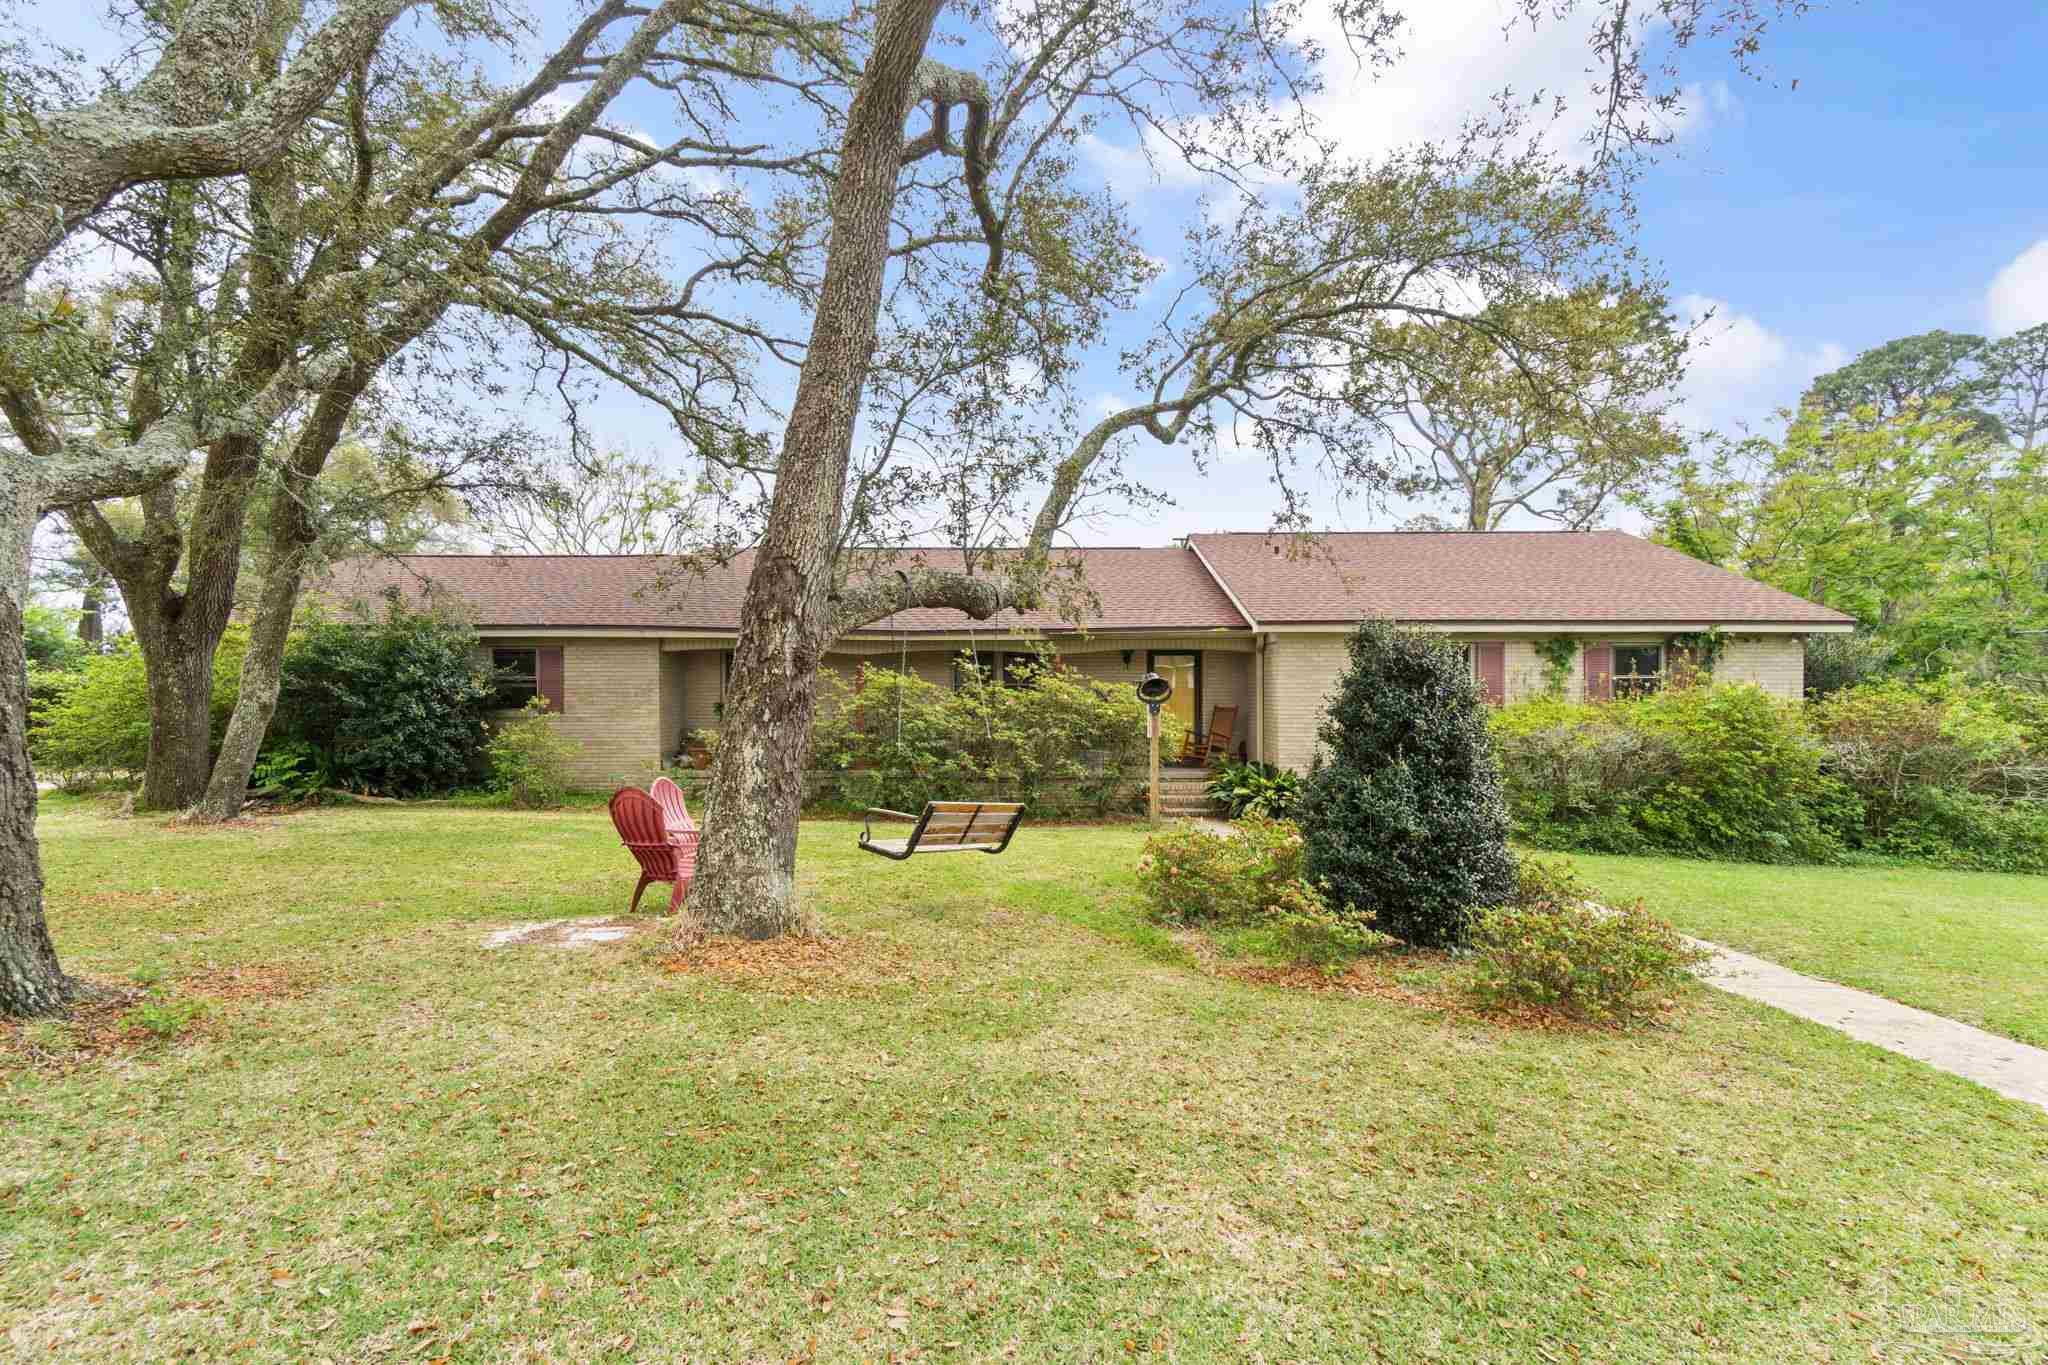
[1490,678,2048,871]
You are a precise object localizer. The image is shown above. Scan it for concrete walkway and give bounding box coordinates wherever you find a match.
[1695,941,2048,1113]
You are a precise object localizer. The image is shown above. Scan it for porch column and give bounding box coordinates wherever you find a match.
[1250,634,1264,764]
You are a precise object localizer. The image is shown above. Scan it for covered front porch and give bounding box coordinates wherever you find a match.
[658,631,1258,769]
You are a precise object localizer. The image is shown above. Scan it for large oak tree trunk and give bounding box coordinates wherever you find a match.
[135,617,220,811]
[686,0,946,938]
[0,495,82,1016]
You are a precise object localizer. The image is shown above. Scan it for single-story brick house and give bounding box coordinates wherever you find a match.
[326,530,1853,788]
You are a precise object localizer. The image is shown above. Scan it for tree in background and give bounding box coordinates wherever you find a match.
[14,0,825,820]
[1985,324,2048,453]
[486,448,716,556]
[1655,404,2048,680]
[1386,290,1686,530]
[1803,330,1998,431]
[1803,324,2048,450]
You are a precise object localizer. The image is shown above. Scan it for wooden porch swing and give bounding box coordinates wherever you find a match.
[856,609,1027,861]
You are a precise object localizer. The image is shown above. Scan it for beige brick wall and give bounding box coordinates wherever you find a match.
[657,651,687,760]
[1496,639,1585,702]
[677,649,726,734]
[1262,633,1351,773]
[1716,635,1805,698]
[488,637,665,788]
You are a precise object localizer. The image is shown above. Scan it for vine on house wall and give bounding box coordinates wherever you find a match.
[1532,637,1580,697]
[1666,626,1730,683]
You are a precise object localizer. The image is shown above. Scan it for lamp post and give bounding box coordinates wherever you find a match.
[1135,671,1174,823]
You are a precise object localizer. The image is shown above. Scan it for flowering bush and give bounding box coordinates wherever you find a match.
[486,699,583,808]
[1465,857,1710,1027]
[1136,817,1379,965]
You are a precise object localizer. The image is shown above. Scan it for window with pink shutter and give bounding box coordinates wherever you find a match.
[1473,642,1506,705]
[1583,642,1614,702]
[536,646,565,713]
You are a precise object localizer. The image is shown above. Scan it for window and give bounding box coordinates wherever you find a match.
[1613,643,1664,698]
[491,648,539,709]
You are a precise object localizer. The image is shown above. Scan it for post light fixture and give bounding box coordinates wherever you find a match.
[1136,671,1173,714]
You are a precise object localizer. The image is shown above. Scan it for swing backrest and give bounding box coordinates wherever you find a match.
[910,801,1025,850]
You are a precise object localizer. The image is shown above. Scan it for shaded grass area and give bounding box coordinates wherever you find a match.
[2,797,2043,1360]
[1567,853,2048,1049]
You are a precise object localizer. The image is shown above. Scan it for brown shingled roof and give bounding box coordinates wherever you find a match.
[1185,530,1854,626]
[319,546,1251,634]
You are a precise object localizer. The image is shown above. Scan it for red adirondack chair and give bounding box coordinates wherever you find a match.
[649,775,695,840]
[609,787,699,915]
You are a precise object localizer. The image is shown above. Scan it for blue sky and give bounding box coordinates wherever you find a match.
[1080,0,2048,539]
[32,0,2048,547]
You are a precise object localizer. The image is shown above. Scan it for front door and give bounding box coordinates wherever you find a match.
[1147,651,1201,738]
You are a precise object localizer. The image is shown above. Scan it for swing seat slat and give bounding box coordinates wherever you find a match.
[859,801,1026,860]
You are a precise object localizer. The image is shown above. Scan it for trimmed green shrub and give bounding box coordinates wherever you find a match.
[28,627,248,785]
[1492,683,1855,863]
[1136,817,1377,965]
[1297,621,1517,948]
[1205,759,1303,819]
[486,698,584,808]
[1488,696,1680,853]
[1466,856,1710,1026]
[810,656,1183,817]
[271,604,493,796]
[1811,678,2048,870]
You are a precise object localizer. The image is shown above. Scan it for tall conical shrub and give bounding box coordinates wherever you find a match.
[1297,620,1516,947]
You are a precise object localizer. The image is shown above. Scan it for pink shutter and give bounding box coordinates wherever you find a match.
[536,647,565,713]
[1474,642,1506,705]
[1583,642,1612,702]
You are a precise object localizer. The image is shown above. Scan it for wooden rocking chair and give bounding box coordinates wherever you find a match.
[1177,705,1238,767]
[609,787,699,914]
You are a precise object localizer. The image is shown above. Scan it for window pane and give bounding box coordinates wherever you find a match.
[1613,644,1662,697]
[492,648,539,709]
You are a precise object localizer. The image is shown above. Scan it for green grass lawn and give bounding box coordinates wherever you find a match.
[1566,854,2048,1049]
[5,797,2044,1361]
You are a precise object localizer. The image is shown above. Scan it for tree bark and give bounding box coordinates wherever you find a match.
[198,476,320,820]
[134,616,218,810]
[0,490,82,1015]
[686,0,950,938]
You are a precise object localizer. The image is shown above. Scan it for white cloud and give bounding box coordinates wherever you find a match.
[1675,293,1844,432]
[1986,239,2048,336]
[1084,1,1734,194]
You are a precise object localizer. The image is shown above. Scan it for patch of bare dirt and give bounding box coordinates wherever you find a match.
[657,931,913,996]
[1,965,315,1074]
[482,917,648,949]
